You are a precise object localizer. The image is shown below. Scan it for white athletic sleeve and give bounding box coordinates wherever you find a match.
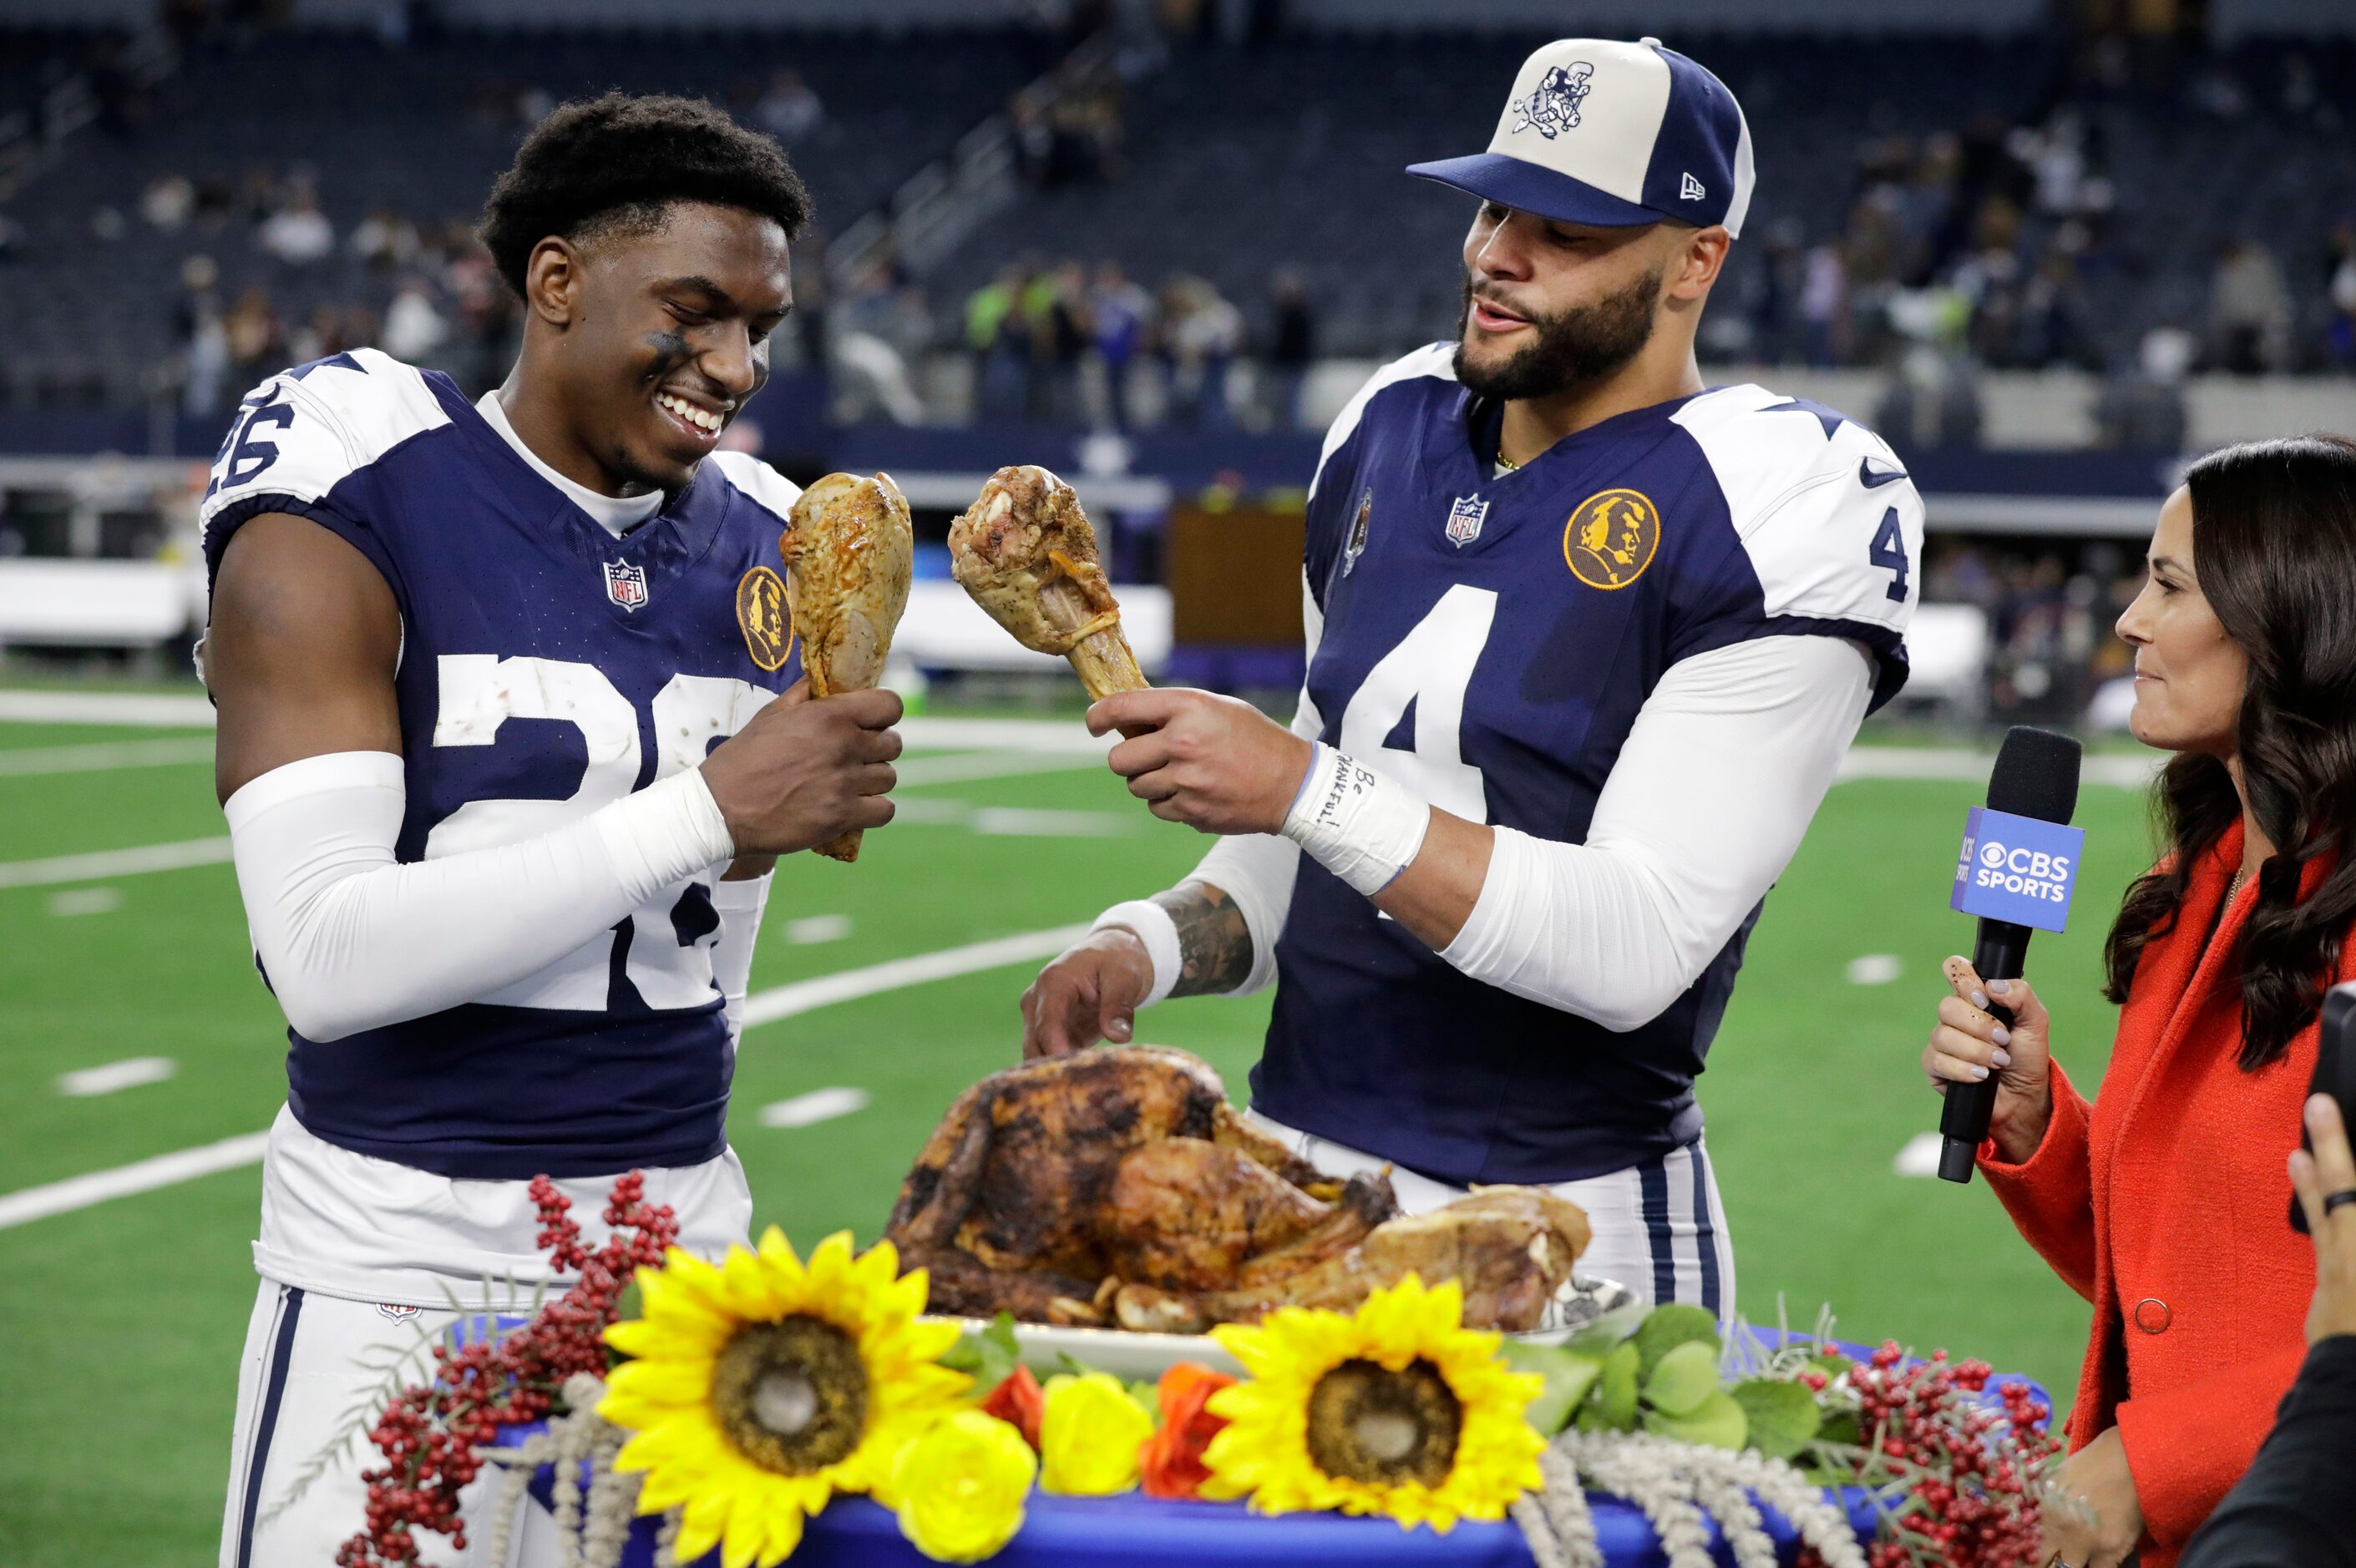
[711,872,773,1045]
[225,751,736,1042]
[1440,635,1872,1031]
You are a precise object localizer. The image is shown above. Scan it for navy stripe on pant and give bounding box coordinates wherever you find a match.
[1638,1156,1676,1307]
[234,1285,304,1568]
[1691,1143,1722,1320]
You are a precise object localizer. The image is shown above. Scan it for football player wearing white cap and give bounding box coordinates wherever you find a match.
[1023,38,1923,1318]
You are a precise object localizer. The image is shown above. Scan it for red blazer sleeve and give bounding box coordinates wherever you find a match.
[1974,1057,2097,1302]
[2115,1343,2309,1549]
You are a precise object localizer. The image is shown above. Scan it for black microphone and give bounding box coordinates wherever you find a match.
[1938,726,2082,1184]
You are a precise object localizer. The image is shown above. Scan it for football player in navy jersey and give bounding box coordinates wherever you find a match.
[205,95,899,1565]
[1024,39,1924,1323]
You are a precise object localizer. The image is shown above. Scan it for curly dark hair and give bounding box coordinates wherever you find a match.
[478,92,813,296]
[2103,432,2356,1069]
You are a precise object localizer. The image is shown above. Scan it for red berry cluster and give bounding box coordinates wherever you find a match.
[335,1173,681,1568]
[1796,1341,2060,1568]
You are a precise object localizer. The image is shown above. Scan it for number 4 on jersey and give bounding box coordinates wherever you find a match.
[1335,584,1497,822]
[1868,506,1909,603]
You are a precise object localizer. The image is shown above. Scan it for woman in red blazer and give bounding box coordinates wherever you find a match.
[1923,432,2356,1568]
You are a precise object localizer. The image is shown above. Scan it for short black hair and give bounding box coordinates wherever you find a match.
[479,92,814,296]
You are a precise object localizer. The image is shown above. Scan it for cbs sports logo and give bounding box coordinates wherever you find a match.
[1958,834,2074,905]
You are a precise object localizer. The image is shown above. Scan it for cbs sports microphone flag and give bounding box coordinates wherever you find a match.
[1952,808,2085,934]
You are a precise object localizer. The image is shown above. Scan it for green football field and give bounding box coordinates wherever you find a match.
[0,695,2156,1565]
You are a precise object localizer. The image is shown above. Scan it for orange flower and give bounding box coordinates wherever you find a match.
[977,1363,1045,1451]
[1140,1362,1238,1500]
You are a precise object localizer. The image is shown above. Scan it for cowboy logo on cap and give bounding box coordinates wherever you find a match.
[1409,37,1754,237]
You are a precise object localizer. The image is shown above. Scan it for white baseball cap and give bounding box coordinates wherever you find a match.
[1407,38,1754,238]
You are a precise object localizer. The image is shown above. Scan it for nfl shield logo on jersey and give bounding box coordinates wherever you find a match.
[604,559,649,612]
[1445,495,1490,548]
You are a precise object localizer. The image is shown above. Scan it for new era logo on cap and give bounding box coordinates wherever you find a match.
[1407,37,1754,238]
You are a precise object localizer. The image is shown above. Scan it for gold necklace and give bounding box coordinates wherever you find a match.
[1497,450,1520,473]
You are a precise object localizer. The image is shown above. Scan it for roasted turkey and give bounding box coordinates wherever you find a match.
[883,1047,1591,1333]
[786,472,914,861]
[947,465,1147,701]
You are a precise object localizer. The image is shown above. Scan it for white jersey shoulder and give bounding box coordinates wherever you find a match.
[199,348,450,535]
[1671,382,1923,634]
[705,449,805,525]
[1310,341,1458,503]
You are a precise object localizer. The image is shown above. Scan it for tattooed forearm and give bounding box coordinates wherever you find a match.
[1150,883,1255,997]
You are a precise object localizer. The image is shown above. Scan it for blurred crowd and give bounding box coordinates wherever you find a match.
[145,149,1326,436]
[1920,539,2144,728]
[155,165,522,414]
[940,260,1311,431]
[1712,37,2356,448]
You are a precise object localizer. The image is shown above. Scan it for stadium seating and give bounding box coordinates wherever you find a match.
[3,23,2353,406]
[0,24,1047,406]
[935,30,2356,363]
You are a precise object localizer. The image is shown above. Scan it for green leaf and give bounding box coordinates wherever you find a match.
[1730,1378,1821,1460]
[1808,1350,1853,1379]
[1577,1340,1640,1431]
[1127,1378,1163,1424]
[1644,1388,1747,1450]
[1632,1303,1721,1382]
[1502,1343,1605,1435]
[1816,1409,1862,1448]
[1642,1340,1722,1418]
[941,1311,1021,1393]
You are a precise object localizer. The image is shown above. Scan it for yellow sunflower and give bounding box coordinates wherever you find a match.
[1199,1275,1545,1532]
[599,1229,968,1568]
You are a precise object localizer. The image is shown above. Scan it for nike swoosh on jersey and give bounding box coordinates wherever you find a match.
[1859,458,1910,488]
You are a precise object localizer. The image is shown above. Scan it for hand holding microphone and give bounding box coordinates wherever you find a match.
[1924,960,2056,1166]
[1928,726,2083,1183]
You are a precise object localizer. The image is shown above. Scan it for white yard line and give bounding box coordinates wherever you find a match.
[0,691,216,727]
[0,752,1106,891]
[0,686,2171,791]
[0,837,232,889]
[899,718,1111,755]
[1892,1132,1947,1178]
[0,1130,273,1229]
[783,913,854,945]
[738,923,1087,1029]
[0,737,215,776]
[757,1087,871,1129]
[0,690,1120,753]
[57,1056,178,1097]
[893,749,1106,787]
[0,922,1089,1230]
[1836,748,2158,788]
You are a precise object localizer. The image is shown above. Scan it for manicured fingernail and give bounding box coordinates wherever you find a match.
[1987,979,2012,997]
[1968,1065,1990,1080]
[1992,1049,2012,1069]
[1969,989,1989,1010]
[1993,1024,2011,1047]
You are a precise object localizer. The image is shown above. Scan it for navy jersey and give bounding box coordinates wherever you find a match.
[1253,344,1923,1187]
[200,349,803,1181]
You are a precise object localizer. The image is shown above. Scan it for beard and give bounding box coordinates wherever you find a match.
[1452,264,1663,402]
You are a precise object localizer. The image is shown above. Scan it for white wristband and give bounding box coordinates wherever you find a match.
[1280,743,1432,898]
[1091,898,1182,1008]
